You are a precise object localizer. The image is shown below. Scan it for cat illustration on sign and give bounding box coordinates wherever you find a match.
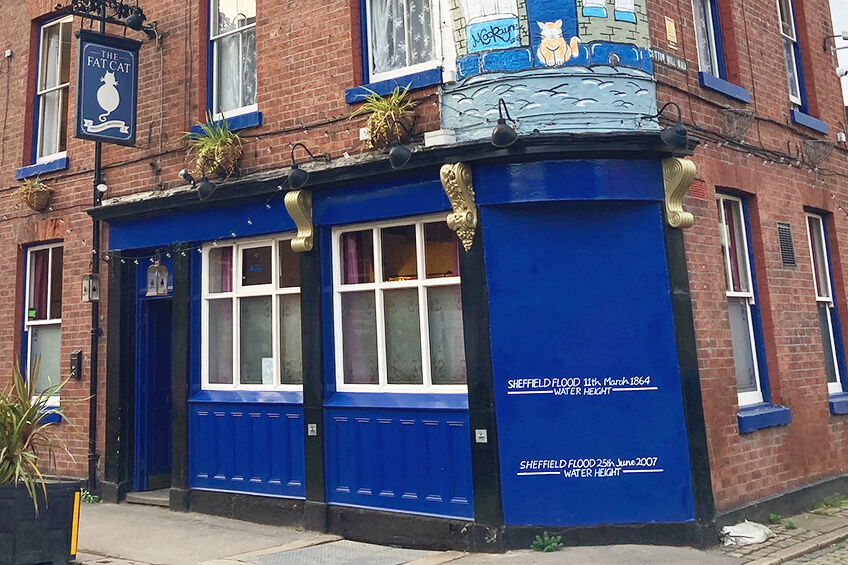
[536,20,580,66]
[97,71,120,122]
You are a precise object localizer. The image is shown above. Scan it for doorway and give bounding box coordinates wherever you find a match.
[134,298,173,492]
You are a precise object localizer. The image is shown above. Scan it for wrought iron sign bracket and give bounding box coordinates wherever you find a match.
[284,190,314,252]
[59,0,157,39]
[662,157,696,229]
[440,162,478,251]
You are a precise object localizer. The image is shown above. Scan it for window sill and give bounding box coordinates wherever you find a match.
[190,110,262,135]
[40,408,62,424]
[16,156,69,180]
[790,110,828,135]
[345,68,442,105]
[829,392,848,415]
[737,402,791,434]
[189,389,303,404]
[325,392,468,411]
[698,72,750,104]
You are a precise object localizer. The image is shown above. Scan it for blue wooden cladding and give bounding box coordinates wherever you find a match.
[189,401,306,498]
[324,407,474,519]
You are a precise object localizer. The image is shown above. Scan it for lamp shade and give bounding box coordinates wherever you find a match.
[660,121,689,150]
[491,118,518,147]
[388,141,412,169]
[288,164,309,189]
[197,177,217,201]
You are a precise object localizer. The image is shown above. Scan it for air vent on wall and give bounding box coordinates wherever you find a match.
[777,222,796,267]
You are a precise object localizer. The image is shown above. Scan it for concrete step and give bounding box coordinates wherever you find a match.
[125,489,169,507]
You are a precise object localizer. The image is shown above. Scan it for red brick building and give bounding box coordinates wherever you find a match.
[0,0,846,549]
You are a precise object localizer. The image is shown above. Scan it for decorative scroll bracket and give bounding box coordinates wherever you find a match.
[440,162,477,251]
[284,190,313,252]
[662,158,696,229]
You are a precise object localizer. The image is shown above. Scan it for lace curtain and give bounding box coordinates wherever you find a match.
[370,0,433,75]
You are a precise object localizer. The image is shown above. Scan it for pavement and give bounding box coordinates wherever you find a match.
[73,501,848,565]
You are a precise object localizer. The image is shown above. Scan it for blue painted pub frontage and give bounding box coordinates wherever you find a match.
[93,0,716,549]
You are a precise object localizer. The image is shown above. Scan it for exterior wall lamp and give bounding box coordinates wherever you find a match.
[289,143,330,189]
[387,117,413,169]
[179,169,217,200]
[644,102,689,150]
[823,31,848,51]
[491,99,518,148]
[146,253,169,297]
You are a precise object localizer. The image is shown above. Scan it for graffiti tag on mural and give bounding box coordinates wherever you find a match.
[468,19,522,52]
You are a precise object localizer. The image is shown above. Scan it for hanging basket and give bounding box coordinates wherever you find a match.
[14,180,53,212]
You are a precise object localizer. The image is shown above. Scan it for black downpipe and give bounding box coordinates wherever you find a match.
[88,5,105,493]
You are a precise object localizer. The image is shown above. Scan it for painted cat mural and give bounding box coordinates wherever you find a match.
[536,20,580,66]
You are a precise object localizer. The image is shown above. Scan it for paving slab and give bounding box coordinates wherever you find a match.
[785,514,848,534]
[78,503,311,565]
[448,545,745,565]
[241,539,436,565]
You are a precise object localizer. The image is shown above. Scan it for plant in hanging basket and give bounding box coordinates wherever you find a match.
[349,84,417,150]
[14,177,53,213]
[182,112,243,180]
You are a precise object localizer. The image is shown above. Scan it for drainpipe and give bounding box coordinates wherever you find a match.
[88,3,105,493]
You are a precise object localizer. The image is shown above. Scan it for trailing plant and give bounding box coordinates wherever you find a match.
[183,111,243,180]
[530,531,564,552]
[80,488,101,503]
[0,362,71,513]
[13,176,53,213]
[349,84,416,150]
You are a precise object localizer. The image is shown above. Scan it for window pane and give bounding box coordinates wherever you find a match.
[783,37,800,101]
[425,222,460,278]
[39,89,61,158]
[208,246,233,293]
[728,297,758,393]
[818,303,839,384]
[215,33,241,113]
[30,324,61,395]
[382,225,417,281]
[208,298,234,384]
[407,0,434,66]
[693,0,716,75]
[39,23,61,91]
[58,88,68,153]
[279,295,303,385]
[279,241,301,288]
[370,0,408,74]
[342,291,379,384]
[808,217,830,299]
[721,199,750,293]
[778,0,794,38]
[384,288,423,384]
[341,230,375,284]
[216,0,256,35]
[59,21,72,85]
[239,296,272,384]
[428,285,467,385]
[28,249,50,321]
[241,28,256,107]
[241,246,272,286]
[50,246,63,320]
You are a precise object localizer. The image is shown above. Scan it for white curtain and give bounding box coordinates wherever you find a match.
[371,0,433,74]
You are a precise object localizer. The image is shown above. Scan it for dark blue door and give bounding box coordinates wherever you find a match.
[136,299,173,491]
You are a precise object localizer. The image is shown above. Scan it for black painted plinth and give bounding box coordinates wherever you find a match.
[304,500,328,532]
[169,488,190,512]
[189,490,303,527]
[100,480,130,504]
[505,521,717,550]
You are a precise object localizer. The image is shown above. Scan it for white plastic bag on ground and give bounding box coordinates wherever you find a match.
[719,520,775,546]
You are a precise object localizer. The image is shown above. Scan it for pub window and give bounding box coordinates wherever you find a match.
[24,243,63,399]
[202,236,302,389]
[34,16,73,164]
[210,0,257,117]
[333,217,467,391]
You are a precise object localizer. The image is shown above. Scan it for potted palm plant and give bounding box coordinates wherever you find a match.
[349,84,417,149]
[0,364,81,565]
[183,112,244,180]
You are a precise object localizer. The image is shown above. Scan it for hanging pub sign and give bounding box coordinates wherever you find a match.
[75,30,141,146]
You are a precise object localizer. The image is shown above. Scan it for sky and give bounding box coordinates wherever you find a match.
[831,0,848,105]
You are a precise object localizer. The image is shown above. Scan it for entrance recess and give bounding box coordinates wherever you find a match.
[135,298,173,492]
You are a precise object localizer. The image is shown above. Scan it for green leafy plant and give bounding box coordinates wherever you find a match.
[349,84,416,150]
[814,493,847,511]
[182,111,243,180]
[13,176,53,213]
[530,531,564,552]
[80,488,101,503]
[784,520,797,530]
[0,362,71,513]
[768,513,783,524]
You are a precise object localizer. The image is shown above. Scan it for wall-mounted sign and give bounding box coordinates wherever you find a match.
[75,30,141,146]
[664,16,678,49]
[649,47,688,73]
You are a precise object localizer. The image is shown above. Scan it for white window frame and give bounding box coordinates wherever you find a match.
[777,0,802,106]
[201,235,302,391]
[332,216,466,393]
[35,16,73,164]
[23,242,63,404]
[209,0,257,120]
[365,0,442,83]
[692,0,720,76]
[805,213,843,394]
[718,195,764,406]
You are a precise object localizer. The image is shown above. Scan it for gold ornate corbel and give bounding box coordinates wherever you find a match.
[440,162,477,251]
[284,190,313,252]
[662,157,696,229]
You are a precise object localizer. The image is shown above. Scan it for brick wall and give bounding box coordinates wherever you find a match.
[649,0,848,512]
